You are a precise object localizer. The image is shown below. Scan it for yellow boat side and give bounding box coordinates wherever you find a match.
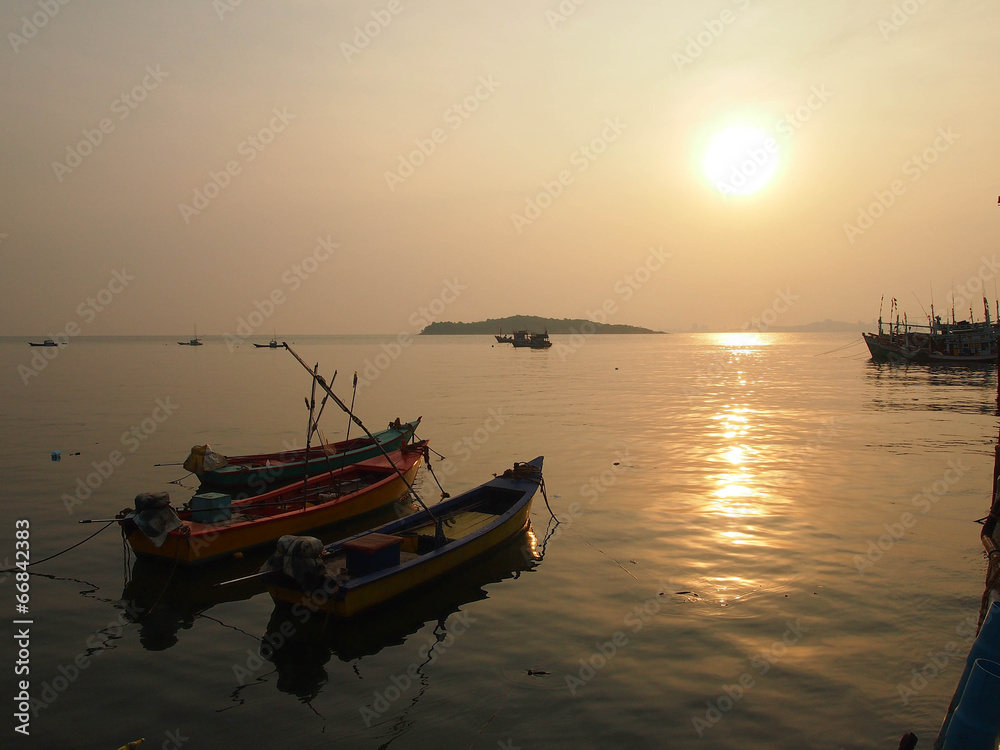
[268,496,533,617]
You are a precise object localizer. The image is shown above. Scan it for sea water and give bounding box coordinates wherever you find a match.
[0,333,994,749]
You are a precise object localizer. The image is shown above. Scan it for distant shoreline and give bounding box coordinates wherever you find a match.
[2,320,871,339]
[419,316,665,335]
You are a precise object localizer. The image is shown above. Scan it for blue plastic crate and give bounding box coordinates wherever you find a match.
[190,492,232,523]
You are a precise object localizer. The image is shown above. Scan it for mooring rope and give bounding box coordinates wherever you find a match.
[141,539,186,619]
[0,520,116,572]
[539,475,559,523]
[815,338,865,357]
[422,449,451,499]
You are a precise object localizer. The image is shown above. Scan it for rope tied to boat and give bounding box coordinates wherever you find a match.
[420,442,447,461]
[0,520,118,573]
[140,536,186,619]
[500,462,542,481]
[499,462,559,523]
[422,446,451,499]
[539,476,558,523]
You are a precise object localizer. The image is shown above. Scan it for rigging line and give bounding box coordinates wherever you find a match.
[534,515,560,562]
[283,343,438,521]
[423,450,451,498]
[814,339,864,357]
[196,613,267,642]
[539,476,559,523]
[580,536,638,580]
[25,571,112,602]
[0,520,116,572]
[168,472,196,486]
[331,371,360,490]
[141,539,184,618]
[415,439,447,461]
[468,688,514,750]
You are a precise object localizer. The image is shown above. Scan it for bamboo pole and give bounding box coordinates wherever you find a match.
[282,343,436,521]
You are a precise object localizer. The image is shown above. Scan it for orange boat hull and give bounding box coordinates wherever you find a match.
[124,450,422,566]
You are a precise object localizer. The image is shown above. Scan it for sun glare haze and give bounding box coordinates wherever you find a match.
[702,125,781,197]
[4,3,1000,748]
[2,1,998,335]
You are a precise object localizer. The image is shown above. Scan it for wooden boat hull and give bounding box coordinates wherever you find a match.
[263,529,539,662]
[863,323,998,364]
[267,457,543,617]
[122,446,424,566]
[862,332,927,362]
[197,418,420,491]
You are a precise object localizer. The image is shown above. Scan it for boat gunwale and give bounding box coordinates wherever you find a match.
[202,419,420,475]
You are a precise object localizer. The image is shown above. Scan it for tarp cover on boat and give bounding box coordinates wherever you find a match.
[260,535,327,589]
[182,445,229,474]
[132,492,183,547]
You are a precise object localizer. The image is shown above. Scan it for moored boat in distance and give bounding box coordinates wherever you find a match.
[261,457,543,617]
[185,417,421,492]
[178,326,203,346]
[529,332,552,349]
[496,329,551,348]
[254,332,281,348]
[118,441,428,566]
[863,296,999,363]
[28,339,60,347]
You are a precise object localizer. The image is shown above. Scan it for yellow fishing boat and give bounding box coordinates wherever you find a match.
[262,457,543,617]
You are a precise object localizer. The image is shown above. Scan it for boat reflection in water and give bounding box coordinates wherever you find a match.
[120,552,271,651]
[254,527,546,701]
[865,359,996,416]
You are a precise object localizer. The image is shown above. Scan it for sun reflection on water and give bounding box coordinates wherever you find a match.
[709,331,769,350]
[707,405,774,540]
[525,527,540,561]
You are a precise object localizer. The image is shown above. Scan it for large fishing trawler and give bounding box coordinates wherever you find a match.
[863,297,999,363]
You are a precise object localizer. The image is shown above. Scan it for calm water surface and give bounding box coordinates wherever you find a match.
[0,333,995,749]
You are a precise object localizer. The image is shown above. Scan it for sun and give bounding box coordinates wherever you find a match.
[702,126,780,197]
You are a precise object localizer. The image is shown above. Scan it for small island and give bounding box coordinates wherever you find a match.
[419,316,666,335]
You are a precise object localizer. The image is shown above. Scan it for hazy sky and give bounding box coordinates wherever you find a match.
[2,0,998,335]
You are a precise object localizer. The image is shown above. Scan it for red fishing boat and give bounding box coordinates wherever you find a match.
[119,441,428,566]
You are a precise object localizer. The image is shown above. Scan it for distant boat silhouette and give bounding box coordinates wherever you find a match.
[495,329,551,349]
[178,326,203,346]
[28,339,59,347]
[254,333,280,349]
